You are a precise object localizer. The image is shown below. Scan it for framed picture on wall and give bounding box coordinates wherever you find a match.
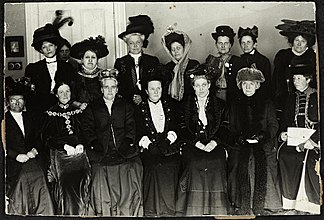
[5,36,24,57]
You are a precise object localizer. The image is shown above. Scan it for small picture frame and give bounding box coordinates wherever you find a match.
[5,36,24,57]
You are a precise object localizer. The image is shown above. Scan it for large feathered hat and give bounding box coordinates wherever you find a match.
[5,76,33,98]
[141,64,171,89]
[187,56,222,83]
[70,35,109,59]
[118,14,154,48]
[275,19,315,37]
[32,10,73,51]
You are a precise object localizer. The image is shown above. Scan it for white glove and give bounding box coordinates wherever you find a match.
[167,131,177,144]
[195,141,205,150]
[16,154,29,163]
[139,136,152,149]
[304,139,315,150]
[75,144,84,154]
[280,132,288,142]
[204,140,217,152]
[64,144,76,156]
[27,148,38,159]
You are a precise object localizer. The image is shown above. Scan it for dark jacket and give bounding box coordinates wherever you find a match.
[114,53,159,103]
[240,50,272,99]
[179,94,229,158]
[135,99,181,158]
[5,111,43,192]
[81,96,138,163]
[25,59,76,115]
[272,48,316,110]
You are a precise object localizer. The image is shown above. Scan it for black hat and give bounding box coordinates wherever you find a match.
[70,35,109,60]
[275,19,315,38]
[141,65,170,89]
[32,24,62,51]
[238,26,258,39]
[165,32,185,51]
[211,25,236,40]
[187,58,221,83]
[118,15,154,48]
[5,76,32,98]
[289,56,315,76]
[57,38,72,49]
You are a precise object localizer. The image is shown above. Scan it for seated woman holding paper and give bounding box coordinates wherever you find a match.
[227,67,281,215]
[41,82,91,215]
[278,56,320,214]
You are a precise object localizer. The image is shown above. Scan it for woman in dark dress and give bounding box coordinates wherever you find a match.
[278,57,320,214]
[176,63,229,216]
[227,68,281,215]
[238,26,272,99]
[273,20,316,117]
[114,15,160,105]
[135,66,181,217]
[70,35,109,109]
[5,79,54,215]
[161,28,199,103]
[41,82,91,215]
[25,23,75,118]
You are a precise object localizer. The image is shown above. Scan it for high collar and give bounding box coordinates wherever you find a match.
[45,56,57,63]
[291,47,309,56]
[148,99,161,105]
[58,102,70,109]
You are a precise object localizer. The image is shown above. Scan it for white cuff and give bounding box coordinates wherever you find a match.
[167,131,177,144]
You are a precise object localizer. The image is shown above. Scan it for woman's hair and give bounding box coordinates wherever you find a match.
[123,33,145,43]
[53,81,70,95]
[215,35,234,45]
[287,33,315,48]
[81,49,99,59]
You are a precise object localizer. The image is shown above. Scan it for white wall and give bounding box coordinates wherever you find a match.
[125,2,316,67]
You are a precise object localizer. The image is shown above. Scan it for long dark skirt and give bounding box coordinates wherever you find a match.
[176,145,229,216]
[88,156,143,216]
[141,153,181,217]
[7,160,54,215]
[278,144,320,214]
[49,150,91,215]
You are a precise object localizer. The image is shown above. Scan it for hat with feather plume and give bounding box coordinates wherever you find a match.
[70,35,109,59]
[275,19,315,37]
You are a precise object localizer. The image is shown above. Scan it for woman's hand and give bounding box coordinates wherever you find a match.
[64,144,76,156]
[75,144,84,154]
[204,140,217,152]
[195,141,205,150]
[304,139,315,150]
[27,148,38,159]
[280,132,288,142]
[139,136,152,149]
[16,154,29,163]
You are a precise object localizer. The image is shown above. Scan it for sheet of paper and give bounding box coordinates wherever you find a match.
[287,127,316,146]
[246,139,258,144]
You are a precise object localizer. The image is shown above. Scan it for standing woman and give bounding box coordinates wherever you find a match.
[25,23,75,118]
[278,57,320,214]
[161,27,199,104]
[238,26,272,99]
[273,20,316,117]
[136,66,181,217]
[70,35,109,108]
[176,63,230,216]
[227,68,281,215]
[115,15,160,105]
[57,38,79,72]
[41,82,91,215]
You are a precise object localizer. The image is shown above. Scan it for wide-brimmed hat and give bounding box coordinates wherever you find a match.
[118,15,154,48]
[141,65,170,89]
[5,76,33,98]
[236,67,265,89]
[187,57,221,83]
[275,19,315,38]
[289,56,315,77]
[211,25,236,40]
[31,24,62,51]
[70,35,109,60]
[238,26,258,39]
[164,32,185,51]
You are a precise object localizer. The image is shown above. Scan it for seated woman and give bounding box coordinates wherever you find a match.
[161,27,199,104]
[5,78,54,215]
[227,67,281,215]
[41,82,91,215]
[176,63,229,216]
[278,57,320,215]
[70,35,109,108]
[135,65,181,217]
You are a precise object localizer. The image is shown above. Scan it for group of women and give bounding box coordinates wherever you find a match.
[5,13,320,217]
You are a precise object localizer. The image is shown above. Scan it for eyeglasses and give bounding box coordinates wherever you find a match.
[9,98,24,104]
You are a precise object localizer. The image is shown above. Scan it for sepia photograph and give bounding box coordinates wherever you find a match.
[1,1,322,219]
